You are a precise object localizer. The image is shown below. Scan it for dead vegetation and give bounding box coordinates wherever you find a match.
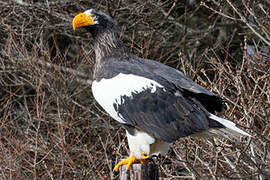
[0,0,269,179]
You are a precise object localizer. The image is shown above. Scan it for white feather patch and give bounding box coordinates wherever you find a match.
[92,73,165,123]
[209,113,251,137]
[126,130,155,159]
[84,9,94,15]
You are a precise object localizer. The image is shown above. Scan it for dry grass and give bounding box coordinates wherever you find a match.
[0,0,269,179]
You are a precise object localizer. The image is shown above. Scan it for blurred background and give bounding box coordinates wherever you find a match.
[0,0,269,179]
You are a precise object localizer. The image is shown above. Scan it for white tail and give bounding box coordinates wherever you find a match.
[209,113,251,137]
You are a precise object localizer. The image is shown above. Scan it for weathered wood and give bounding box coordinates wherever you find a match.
[119,164,159,180]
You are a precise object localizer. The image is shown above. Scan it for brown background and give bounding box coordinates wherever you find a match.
[0,0,269,179]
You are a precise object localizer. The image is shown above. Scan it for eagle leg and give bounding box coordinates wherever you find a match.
[113,153,150,172]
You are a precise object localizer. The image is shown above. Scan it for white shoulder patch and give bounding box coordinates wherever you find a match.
[92,73,165,123]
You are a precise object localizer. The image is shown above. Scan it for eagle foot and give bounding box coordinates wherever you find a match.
[113,153,150,172]
[140,152,150,164]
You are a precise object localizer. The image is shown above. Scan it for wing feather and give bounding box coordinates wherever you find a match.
[95,60,224,142]
[114,85,216,142]
[141,59,223,113]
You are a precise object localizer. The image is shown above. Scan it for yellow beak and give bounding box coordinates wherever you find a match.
[72,12,96,31]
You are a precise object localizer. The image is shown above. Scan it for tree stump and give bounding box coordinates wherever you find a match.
[119,164,159,180]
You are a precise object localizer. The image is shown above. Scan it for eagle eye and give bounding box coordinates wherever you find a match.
[90,14,97,21]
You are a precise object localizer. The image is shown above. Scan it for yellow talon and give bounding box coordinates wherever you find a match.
[113,153,150,172]
[126,156,136,170]
[113,155,137,172]
[140,152,150,164]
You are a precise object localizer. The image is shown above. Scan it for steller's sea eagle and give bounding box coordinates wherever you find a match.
[72,9,250,172]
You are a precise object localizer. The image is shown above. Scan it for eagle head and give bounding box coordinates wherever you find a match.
[72,9,116,34]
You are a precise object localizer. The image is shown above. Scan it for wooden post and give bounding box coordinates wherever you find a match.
[119,164,159,180]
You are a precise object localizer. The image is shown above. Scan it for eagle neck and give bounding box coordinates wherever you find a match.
[93,29,125,62]
[93,28,131,80]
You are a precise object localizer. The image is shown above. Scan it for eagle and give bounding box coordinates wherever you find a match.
[72,9,250,172]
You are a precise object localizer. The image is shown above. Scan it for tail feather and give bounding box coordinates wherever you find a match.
[209,113,251,137]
